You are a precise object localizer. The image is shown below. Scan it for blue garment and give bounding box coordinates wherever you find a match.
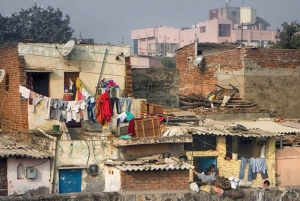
[125,98,132,112]
[252,158,267,174]
[117,98,126,113]
[85,98,96,121]
[58,100,68,121]
[239,157,253,181]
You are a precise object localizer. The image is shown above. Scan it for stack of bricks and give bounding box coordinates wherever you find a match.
[0,44,29,139]
[120,170,189,191]
[125,57,133,97]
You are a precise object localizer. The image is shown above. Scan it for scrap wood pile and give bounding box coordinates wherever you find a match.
[281,133,300,145]
[180,95,258,108]
[179,84,259,110]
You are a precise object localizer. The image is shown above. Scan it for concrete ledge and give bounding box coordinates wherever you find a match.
[111,135,193,146]
[2,188,300,201]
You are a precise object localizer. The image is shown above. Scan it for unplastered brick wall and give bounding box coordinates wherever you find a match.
[0,44,28,137]
[243,48,300,118]
[120,170,189,191]
[176,44,243,98]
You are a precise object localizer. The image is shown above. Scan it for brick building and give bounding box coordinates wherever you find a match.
[104,162,191,192]
[0,44,29,138]
[176,42,300,118]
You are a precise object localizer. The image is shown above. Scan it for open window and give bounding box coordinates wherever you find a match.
[26,72,49,96]
[64,72,79,93]
[226,136,262,159]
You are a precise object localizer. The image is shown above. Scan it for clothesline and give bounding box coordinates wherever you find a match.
[19,85,132,125]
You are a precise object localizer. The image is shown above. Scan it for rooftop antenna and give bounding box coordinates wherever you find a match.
[121,36,124,45]
[226,0,231,7]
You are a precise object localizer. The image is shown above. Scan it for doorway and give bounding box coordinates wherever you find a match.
[0,158,8,196]
[59,169,82,194]
[193,156,217,182]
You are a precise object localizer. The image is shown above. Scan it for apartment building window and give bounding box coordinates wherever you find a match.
[200,26,206,33]
[219,24,231,37]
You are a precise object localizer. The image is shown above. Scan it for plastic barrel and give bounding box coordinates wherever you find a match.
[63,93,74,101]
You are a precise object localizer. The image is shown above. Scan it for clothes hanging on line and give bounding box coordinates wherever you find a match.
[19,85,31,98]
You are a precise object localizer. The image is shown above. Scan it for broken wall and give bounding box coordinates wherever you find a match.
[0,44,29,137]
[132,68,179,108]
[243,48,300,118]
[176,44,244,98]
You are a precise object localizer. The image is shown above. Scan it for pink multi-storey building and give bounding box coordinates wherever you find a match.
[131,7,277,56]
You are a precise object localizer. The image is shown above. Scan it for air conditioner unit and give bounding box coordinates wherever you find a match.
[89,164,99,176]
[26,167,37,179]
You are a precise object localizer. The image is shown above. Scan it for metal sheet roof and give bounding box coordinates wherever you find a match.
[114,163,192,171]
[0,135,52,159]
[104,158,194,172]
[234,120,300,134]
[279,121,300,130]
[185,119,294,137]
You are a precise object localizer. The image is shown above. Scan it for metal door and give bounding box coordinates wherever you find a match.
[0,158,8,196]
[59,169,82,194]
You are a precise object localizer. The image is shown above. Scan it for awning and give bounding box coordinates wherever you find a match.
[25,69,53,73]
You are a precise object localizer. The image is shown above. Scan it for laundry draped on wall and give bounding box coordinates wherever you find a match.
[19,82,132,126]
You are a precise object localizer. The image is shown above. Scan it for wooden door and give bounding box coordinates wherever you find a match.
[0,158,8,196]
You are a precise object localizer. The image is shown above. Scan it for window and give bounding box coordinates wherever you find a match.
[200,26,206,33]
[17,163,24,179]
[133,39,138,55]
[64,72,79,93]
[219,24,231,37]
[232,11,237,16]
[26,73,50,96]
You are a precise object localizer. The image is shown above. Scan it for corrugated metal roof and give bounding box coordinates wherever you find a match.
[114,163,192,171]
[180,119,286,137]
[0,135,52,159]
[234,120,300,134]
[279,121,300,130]
[104,158,194,172]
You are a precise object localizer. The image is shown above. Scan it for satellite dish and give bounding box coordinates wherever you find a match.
[0,69,5,84]
[193,56,203,66]
[62,40,75,57]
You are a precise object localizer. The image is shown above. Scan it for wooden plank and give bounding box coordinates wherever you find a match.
[134,117,160,138]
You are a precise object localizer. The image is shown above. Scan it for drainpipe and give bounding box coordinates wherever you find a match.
[38,128,57,194]
[280,137,283,149]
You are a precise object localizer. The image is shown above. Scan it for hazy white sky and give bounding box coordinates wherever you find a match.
[0,0,299,46]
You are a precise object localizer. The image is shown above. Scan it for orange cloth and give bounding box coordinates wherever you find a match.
[96,92,112,125]
[212,186,224,195]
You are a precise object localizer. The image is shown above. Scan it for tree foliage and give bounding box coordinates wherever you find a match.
[268,21,300,49]
[160,57,176,68]
[0,4,74,43]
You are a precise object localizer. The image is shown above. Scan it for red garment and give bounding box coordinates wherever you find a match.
[128,118,142,136]
[146,114,165,122]
[96,92,112,124]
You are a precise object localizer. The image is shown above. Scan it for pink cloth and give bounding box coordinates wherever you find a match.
[77,90,83,100]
